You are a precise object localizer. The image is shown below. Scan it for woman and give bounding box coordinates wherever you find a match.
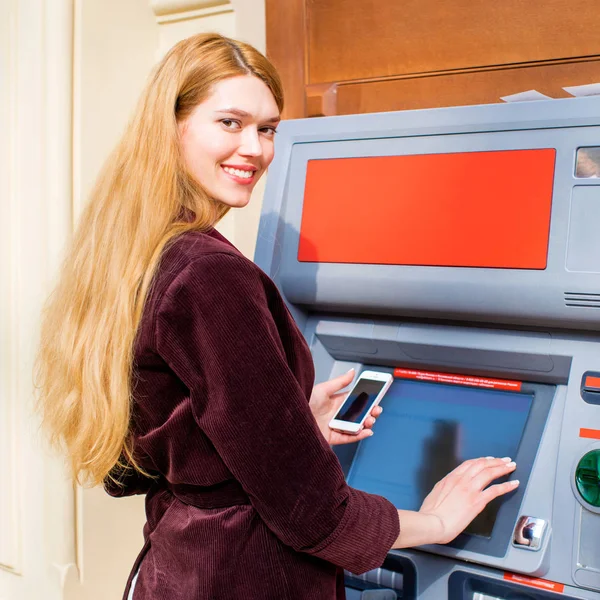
[36,33,518,600]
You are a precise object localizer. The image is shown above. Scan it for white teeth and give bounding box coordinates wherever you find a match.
[223,166,253,179]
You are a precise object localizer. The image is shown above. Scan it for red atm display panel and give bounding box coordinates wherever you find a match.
[298,149,555,268]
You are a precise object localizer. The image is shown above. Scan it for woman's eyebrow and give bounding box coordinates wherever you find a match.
[215,108,280,124]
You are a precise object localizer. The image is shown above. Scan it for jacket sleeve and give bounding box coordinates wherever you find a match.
[155,253,399,574]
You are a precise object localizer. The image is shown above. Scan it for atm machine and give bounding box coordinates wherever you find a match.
[255,96,600,599]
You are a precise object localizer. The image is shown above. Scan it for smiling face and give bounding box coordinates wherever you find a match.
[178,75,281,209]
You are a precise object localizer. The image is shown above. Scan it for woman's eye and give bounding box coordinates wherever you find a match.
[260,127,278,137]
[221,119,241,130]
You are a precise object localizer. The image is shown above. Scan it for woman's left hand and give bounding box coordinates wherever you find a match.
[309,369,382,446]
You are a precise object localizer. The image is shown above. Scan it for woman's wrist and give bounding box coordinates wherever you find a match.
[418,511,446,544]
[392,510,445,549]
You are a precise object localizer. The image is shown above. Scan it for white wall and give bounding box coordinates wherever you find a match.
[0,1,268,599]
[0,1,77,600]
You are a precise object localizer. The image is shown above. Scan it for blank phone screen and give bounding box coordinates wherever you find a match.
[336,378,387,424]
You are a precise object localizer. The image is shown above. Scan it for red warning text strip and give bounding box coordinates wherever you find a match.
[504,572,564,593]
[393,368,522,391]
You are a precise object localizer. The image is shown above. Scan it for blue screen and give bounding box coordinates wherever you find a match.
[346,378,533,538]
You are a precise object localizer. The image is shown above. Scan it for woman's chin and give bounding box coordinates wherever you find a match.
[218,194,252,209]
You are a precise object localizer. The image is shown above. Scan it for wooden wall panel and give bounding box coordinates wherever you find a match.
[334,59,600,115]
[267,0,600,118]
[265,0,307,119]
[307,0,600,85]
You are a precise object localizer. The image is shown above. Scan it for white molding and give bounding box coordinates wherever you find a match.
[151,0,230,19]
[45,0,75,267]
[151,0,230,15]
[0,0,76,596]
[42,3,78,592]
[0,0,22,575]
[154,4,233,25]
[72,0,83,224]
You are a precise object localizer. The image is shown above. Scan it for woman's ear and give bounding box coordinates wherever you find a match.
[177,118,188,138]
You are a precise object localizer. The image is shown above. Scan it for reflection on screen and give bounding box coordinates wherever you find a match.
[346,379,533,538]
[337,379,386,424]
[576,147,600,178]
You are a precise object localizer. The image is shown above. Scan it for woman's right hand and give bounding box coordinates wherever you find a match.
[392,457,518,548]
[420,456,518,544]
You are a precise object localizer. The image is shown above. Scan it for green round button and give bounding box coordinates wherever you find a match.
[575,450,600,507]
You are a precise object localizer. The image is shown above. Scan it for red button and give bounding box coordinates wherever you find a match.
[585,375,600,390]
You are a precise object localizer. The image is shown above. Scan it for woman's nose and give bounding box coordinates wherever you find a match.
[239,128,262,157]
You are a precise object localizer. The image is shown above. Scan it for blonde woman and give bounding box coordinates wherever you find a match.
[37,34,518,600]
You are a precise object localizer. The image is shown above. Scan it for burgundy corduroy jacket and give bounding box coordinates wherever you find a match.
[106,229,399,600]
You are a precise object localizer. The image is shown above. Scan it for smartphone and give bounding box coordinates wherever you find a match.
[328,370,393,435]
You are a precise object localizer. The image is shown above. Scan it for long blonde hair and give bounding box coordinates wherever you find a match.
[36,33,284,486]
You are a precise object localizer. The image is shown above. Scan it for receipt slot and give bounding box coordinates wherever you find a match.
[345,589,397,600]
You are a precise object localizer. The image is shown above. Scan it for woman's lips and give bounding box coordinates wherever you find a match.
[221,165,256,185]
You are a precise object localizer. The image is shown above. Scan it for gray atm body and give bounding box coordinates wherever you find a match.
[255,96,600,600]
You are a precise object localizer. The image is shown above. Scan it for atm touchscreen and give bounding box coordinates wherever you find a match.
[345,369,552,554]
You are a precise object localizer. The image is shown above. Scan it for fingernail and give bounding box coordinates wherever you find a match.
[485,456,494,459]
[347,368,355,374]
[502,457,512,462]
[506,461,516,468]
[368,430,374,436]
[511,480,520,486]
